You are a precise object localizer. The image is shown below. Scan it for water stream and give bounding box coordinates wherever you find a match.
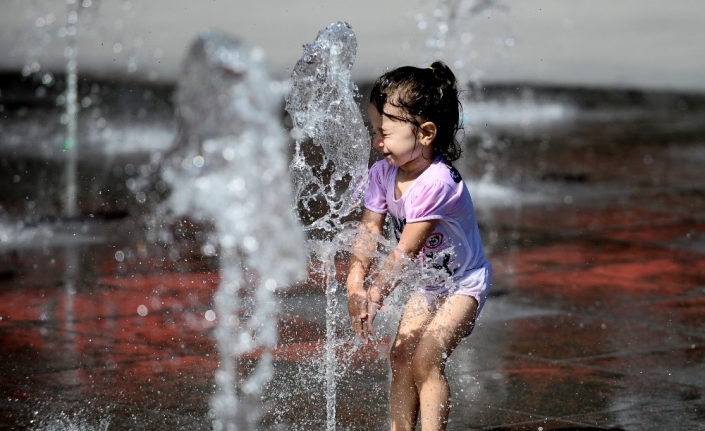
[285,22,370,430]
[62,0,79,218]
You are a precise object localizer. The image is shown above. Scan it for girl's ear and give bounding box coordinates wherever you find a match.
[418,121,437,146]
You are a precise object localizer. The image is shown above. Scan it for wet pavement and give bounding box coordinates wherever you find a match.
[1,84,704,430]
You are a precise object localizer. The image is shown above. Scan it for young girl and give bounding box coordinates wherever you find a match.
[346,61,492,431]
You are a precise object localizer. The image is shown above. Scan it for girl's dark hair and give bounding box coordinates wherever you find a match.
[370,61,463,162]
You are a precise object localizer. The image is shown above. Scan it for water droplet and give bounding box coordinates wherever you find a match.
[115,250,125,262]
[127,57,138,73]
[243,236,258,251]
[137,305,148,316]
[222,147,235,161]
[195,177,210,190]
[202,244,217,256]
[41,72,54,86]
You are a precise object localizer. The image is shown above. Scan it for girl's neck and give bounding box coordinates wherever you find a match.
[397,153,435,180]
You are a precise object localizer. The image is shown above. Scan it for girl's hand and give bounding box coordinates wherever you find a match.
[347,290,368,342]
[365,301,382,338]
[364,286,386,340]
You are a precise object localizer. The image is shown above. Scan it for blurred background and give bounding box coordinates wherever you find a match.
[2,0,704,91]
[2,0,704,220]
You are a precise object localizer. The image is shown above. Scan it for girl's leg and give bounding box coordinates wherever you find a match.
[389,293,434,431]
[412,295,478,431]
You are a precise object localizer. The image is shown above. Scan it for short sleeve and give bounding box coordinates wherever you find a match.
[363,160,390,214]
[406,180,459,222]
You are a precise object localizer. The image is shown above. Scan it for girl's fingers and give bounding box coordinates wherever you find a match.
[366,302,381,337]
[355,318,367,343]
[349,294,371,343]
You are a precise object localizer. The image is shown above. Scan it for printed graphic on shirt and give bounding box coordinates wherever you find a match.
[425,232,444,249]
[421,232,455,278]
[392,216,406,241]
[393,215,461,287]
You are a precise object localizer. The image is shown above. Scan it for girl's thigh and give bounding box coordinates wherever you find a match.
[418,295,479,359]
[392,293,436,358]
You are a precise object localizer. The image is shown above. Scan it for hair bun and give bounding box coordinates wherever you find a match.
[428,61,457,90]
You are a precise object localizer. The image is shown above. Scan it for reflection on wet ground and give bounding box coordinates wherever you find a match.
[1,81,704,430]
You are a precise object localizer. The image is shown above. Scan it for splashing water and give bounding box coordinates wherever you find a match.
[160,31,306,430]
[286,22,370,237]
[285,21,370,431]
[32,410,111,431]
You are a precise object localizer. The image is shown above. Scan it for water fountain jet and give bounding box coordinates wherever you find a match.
[161,30,307,430]
[286,21,370,430]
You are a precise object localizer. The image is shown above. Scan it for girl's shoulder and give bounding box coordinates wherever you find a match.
[369,159,397,185]
[423,157,463,187]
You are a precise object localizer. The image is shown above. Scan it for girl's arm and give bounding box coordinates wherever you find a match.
[346,209,386,339]
[367,219,439,305]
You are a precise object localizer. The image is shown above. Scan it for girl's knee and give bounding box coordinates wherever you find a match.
[390,343,413,373]
[410,348,444,383]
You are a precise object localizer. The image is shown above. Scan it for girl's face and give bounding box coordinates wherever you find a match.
[369,103,428,169]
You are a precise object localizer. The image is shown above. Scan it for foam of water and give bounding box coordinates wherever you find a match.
[464,98,574,128]
[160,30,306,430]
[0,220,107,252]
[467,179,550,209]
[33,411,111,431]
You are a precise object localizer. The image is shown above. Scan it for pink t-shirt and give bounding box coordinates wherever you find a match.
[364,156,488,291]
